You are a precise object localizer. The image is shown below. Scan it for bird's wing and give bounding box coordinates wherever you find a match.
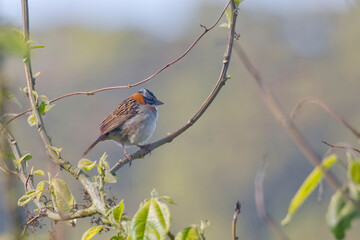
[99,98,138,136]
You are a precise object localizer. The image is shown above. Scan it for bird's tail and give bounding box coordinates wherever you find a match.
[82,135,104,158]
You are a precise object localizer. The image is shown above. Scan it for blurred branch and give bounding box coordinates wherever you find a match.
[111,0,239,174]
[2,0,232,128]
[255,156,289,240]
[234,43,360,209]
[290,97,360,139]
[232,201,241,240]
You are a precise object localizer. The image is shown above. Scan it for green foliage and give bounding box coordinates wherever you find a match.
[0,28,27,56]
[78,158,97,171]
[348,160,360,184]
[18,190,38,206]
[326,185,360,239]
[175,221,209,240]
[13,153,32,167]
[130,191,171,240]
[97,153,117,183]
[112,199,125,224]
[0,27,44,59]
[81,225,103,240]
[3,89,22,107]
[46,145,62,157]
[50,177,75,213]
[36,180,47,200]
[282,154,337,225]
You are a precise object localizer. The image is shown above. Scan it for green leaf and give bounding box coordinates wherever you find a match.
[81,225,103,240]
[29,45,44,49]
[50,177,75,213]
[110,236,125,240]
[0,28,27,56]
[234,0,243,7]
[34,72,41,78]
[46,145,62,156]
[282,154,337,225]
[32,90,38,103]
[40,95,48,103]
[100,152,108,162]
[175,225,205,240]
[326,188,360,239]
[349,161,360,184]
[18,190,38,206]
[39,101,46,115]
[3,90,22,107]
[34,170,45,176]
[219,23,229,28]
[130,197,171,240]
[104,169,117,183]
[78,158,97,171]
[225,9,231,23]
[161,196,176,205]
[36,180,47,200]
[112,199,124,223]
[13,153,32,166]
[27,114,36,126]
[44,104,55,113]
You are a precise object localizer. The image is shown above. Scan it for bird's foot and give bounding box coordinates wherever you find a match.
[137,144,152,155]
[125,153,133,166]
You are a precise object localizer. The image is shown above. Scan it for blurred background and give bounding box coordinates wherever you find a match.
[1,0,360,239]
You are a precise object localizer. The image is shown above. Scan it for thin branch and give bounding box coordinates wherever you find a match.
[111,0,239,174]
[21,211,45,236]
[255,156,289,240]
[290,97,360,139]
[2,0,232,128]
[21,0,107,214]
[234,43,360,209]
[323,141,360,154]
[232,201,241,240]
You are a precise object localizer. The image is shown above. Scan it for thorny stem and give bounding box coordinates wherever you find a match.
[111,0,239,174]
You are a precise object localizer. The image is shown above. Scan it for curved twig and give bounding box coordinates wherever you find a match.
[323,141,360,155]
[290,97,360,139]
[232,201,241,240]
[111,0,239,174]
[2,0,232,128]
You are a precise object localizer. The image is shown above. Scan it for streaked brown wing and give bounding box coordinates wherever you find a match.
[99,98,138,136]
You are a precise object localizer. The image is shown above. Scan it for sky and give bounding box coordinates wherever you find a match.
[0,0,353,39]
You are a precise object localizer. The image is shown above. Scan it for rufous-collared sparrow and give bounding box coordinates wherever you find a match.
[82,88,163,160]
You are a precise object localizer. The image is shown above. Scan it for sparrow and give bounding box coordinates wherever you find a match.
[82,88,163,161]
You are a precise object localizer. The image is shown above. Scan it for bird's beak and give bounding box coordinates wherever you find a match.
[155,99,164,105]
